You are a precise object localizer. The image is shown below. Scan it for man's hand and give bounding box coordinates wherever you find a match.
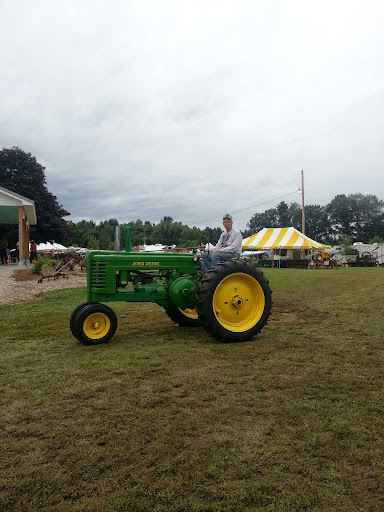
[212,249,221,253]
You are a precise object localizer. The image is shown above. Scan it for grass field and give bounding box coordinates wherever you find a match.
[1,267,384,512]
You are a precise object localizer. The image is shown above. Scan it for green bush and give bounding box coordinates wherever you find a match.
[31,256,56,275]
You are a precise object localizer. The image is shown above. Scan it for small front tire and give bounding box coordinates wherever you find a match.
[72,303,117,345]
[70,303,89,337]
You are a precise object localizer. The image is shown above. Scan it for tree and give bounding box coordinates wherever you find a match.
[152,217,183,245]
[201,226,222,245]
[369,236,384,244]
[327,193,384,242]
[98,219,118,250]
[327,195,355,239]
[287,202,302,231]
[87,235,99,250]
[305,205,331,242]
[339,235,354,256]
[276,201,290,226]
[121,219,155,247]
[247,202,302,233]
[349,193,384,241]
[66,220,97,247]
[247,208,279,233]
[0,147,69,244]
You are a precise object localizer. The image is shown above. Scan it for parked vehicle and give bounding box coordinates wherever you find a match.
[345,250,376,267]
[374,244,384,266]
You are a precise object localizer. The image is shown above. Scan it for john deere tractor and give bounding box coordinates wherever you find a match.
[70,229,272,344]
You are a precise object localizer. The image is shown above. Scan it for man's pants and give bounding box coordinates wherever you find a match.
[202,251,239,274]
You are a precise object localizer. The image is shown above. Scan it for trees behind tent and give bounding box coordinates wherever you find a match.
[247,202,302,235]
[0,147,69,245]
[246,196,384,243]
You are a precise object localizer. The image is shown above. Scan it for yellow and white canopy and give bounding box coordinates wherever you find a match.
[242,227,330,250]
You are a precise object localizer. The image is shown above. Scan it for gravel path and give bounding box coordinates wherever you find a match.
[0,265,86,305]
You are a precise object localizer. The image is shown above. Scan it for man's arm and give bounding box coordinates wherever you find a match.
[214,232,224,251]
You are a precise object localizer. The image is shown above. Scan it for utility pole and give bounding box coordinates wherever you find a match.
[301,170,305,235]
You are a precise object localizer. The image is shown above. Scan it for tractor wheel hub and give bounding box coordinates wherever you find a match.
[231,295,243,309]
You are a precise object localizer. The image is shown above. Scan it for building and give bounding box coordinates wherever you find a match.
[0,186,37,265]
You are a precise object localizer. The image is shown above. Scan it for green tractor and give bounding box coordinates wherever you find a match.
[70,229,273,344]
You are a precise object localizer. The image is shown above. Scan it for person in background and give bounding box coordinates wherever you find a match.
[202,214,243,274]
[29,240,37,263]
[0,237,8,264]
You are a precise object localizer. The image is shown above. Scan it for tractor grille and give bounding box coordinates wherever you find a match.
[91,261,107,288]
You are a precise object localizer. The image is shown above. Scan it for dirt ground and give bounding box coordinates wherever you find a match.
[0,265,86,305]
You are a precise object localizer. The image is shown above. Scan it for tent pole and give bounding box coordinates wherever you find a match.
[301,170,305,235]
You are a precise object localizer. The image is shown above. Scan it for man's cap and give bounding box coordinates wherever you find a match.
[223,214,232,221]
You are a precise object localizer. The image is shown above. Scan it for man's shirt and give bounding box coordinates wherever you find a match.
[215,228,243,254]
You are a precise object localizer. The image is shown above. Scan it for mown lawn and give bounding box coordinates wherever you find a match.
[1,267,384,511]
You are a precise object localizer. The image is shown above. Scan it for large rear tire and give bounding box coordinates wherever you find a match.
[196,260,272,342]
[72,303,117,345]
[165,305,200,327]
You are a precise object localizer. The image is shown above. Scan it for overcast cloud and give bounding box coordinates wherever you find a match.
[1,0,383,230]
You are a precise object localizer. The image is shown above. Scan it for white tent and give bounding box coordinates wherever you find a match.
[36,242,54,252]
[36,242,68,252]
[67,246,88,254]
[51,242,67,251]
[142,244,166,252]
[241,250,269,258]
[242,227,330,250]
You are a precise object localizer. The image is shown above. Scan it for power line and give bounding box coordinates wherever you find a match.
[190,190,299,226]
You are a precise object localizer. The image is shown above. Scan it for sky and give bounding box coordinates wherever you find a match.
[1,0,383,230]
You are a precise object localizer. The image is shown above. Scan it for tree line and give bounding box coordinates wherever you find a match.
[66,217,222,250]
[1,147,383,249]
[247,194,384,244]
[66,193,384,250]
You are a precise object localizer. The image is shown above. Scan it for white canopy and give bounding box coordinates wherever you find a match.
[142,244,166,252]
[51,243,67,251]
[36,242,54,252]
[36,242,67,252]
[67,246,88,253]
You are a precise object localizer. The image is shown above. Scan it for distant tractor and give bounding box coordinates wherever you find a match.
[70,229,273,345]
[312,250,332,262]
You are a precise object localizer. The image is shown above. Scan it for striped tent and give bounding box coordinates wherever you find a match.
[242,227,330,250]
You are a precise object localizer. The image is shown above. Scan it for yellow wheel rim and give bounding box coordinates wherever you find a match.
[212,273,265,332]
[83,312,111,340]
[178,307,198,320]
